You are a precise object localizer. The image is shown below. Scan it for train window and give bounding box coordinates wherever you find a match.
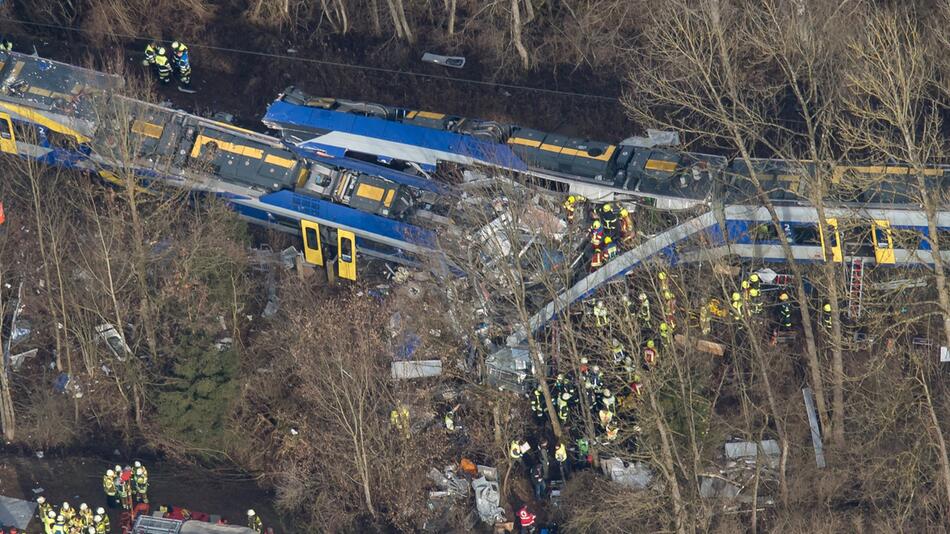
[46,129,77,150]
[11,120,37,142]
[750,223,780,242]
[305,227,319,250]
[340,236,353,262]
[0,117,10,140]
[936,230,950,250]
[790,224,821,245]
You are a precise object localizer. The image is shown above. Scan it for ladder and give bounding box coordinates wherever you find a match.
[848,258,864,319]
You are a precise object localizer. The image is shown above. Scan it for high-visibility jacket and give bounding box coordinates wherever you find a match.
[103,474,117,496]
[51,520,66,534]
[144,43,157,64]
[68,514,83,531]
[602,210,618,232]
[95,516,110,534]
[779,303,793,328]
[248,515,263,533]
[38,501,53,520]
[556,397,569,423]
[598,409,613,427]
[731,299,744,320]
[134,473,149,493]
[509,440,523,459]
[604,239,618,259]
[554,443,567,463]
[60,507,75,521]
[563,198,577,222]
[638,299,651,324]
[530,388,545,416]
[174,49,191,82]
[594,303,609,327]
[41,513,54,534]
[643,345,657,366]
[154,54,172,78]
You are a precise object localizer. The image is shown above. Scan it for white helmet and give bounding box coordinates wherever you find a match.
[37,496,46,504]
[47,511,56,519]
[87,527,96,534]
[97,507,105,515]
[136,467,144,475]
[80,503,88,511]
[57,515,64,522]
[62,502,70,510]
[94,515,102,523]
[106,469,115,477]
[247,509,256,516]
[114,464,122,472]
[134,461,142,468]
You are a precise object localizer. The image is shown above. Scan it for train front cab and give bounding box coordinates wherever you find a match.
[300,220,358,281]
[872,220,896,264]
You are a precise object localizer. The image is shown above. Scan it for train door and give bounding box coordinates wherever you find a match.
[300,220,324,266]
[819,218,843,262]
[872,220,895,264]
[0,112,16,154]
[337,230,357,281]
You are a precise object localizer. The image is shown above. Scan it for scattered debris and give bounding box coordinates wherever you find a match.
[421,52,465,69]
[700,440,780,512]
[485,346,534,394]
[391,360,442,380]
[10,348,37,370]
[600,458,654,490]
[472,476,505,524]
[0,494,37,529]
[802,387,826,468]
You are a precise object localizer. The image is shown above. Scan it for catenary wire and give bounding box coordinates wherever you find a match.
[0,16,622,103]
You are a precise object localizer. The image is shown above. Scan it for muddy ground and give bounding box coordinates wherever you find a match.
[0,450,287,533]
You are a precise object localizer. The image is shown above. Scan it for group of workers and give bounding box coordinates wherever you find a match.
[143,41,191,87]
[101,461,149,511]
[562,196,636,272]
[36,497,110,534]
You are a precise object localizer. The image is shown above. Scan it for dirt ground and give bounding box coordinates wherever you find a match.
[0,452,287,533]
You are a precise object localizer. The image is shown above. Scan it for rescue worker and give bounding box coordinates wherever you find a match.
[0,36,12,51]
[68,508,84,532]
[601,388,616,415]
[444,408,456,432]
[102,468,117,506]
[133,467,149,504]
[747,272,761,292]
[731,292,744,321]
[748,287,763,315]
[598,407,613,428]
[603,424,619,442]
[389,402,410,438]
[557,392,571,423]
[79,503,93,527]
[152,47,172,84]
[601,203,618,238]
[603,236,618,261]
[518,505,537,534]
[610,338,625,364]
[143,42,158,65]
[643,339,657,367]
[37,496,53,523]
[115,471,131,511]
[60,502,75,523]
[562,195,582,223]
[593,300,609,328]
[589,220,604,247]
[170,41,191,87]
[554,441,569,479]
[659,322,673,346]
[247,509,263,534]
[699,301,711,335]
[133,460,149,479]
[629,373,644,399]
[587,365,603,394]
[42,510,56,534]
[658,271,670,294]
[822,302,833,329]
[662,289,677,328]
[52,515,66,534]
[778,292,793,329]
[530,386,545,419]
[509,439,531,461]
[619,207,635,247]
[94,508,109,534]
[530,462,546,499]
[589,244,605,272]
[638,292,652,326]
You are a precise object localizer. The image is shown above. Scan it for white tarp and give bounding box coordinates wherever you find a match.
[0,495,36,530]
[600,458,654,489]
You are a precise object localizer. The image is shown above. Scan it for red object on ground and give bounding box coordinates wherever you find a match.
[518,506,536,527]
[0,202,5,225]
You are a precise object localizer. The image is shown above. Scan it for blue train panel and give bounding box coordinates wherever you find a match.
[258,190,437,248]
[264,100,528,170]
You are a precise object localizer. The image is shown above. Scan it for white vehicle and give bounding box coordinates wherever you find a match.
[95,323,131,361]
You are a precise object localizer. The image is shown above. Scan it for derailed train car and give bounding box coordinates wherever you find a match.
[0,51,452,281]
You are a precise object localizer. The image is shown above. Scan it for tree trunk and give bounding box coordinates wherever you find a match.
[446,0,457,35]
[393,0,414,43]
[919,365,950,510]
[511,0,530,70]
[648,386,689,533]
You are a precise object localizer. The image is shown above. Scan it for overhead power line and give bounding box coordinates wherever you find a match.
[0,17,622,103]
